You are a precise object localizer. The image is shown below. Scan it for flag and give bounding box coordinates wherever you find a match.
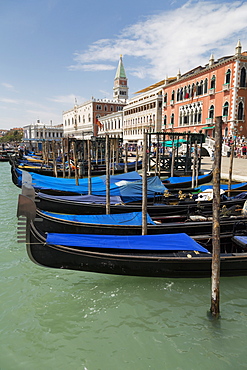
[96,118,103,128]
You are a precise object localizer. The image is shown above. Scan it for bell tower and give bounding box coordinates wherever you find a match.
[113,55,128,100]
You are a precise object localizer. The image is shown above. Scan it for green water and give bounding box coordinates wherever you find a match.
[0,162,247,370]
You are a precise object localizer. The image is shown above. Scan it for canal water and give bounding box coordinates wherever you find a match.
[0,162,247,370]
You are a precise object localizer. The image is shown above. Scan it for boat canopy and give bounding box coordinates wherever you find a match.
[41,210,157,226]
[46,232,209,252]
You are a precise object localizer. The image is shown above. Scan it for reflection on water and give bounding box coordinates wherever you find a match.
[0,162,247,370]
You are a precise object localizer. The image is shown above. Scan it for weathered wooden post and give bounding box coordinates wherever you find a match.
[124,142,128,173]
[135,145,139,172]
[111,140,115,175]
[192,143,195,189]
[228,142,234,197]
[52,140,58,177]
[67,139,71,178]
[210,116,222,318]
[195,140,199,188]
[72,141,79,185]
[62,138,66,178]
[171,136,175,177]
[142,132,148,235]
[105,134,110,214]
[87,140,92,194]
[116,138,119,168]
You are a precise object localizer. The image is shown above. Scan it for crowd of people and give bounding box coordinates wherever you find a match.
[223,135,247,159]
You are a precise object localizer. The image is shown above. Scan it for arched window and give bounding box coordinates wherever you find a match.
[171,90,175,101]
[204,79,208,94]
[196,82,199,96]
[209,105,214,119]
[164,93,167,103]
[177,89,180,102]
[184,86,189,99]
[72,117,74,125]
[197,81,203,95]
[191,83,195,98]
[180,87,183,100]
[225,69,231,84]
[210,75,216,89]
[194,108,198,124]
[171,113,174,125]
[223,102,229,117]
[163,115,167,127]
[238,101,244,120]
[240,67,246,87]
[78,115,81,123]
[198,108,202,123]
[88,114,91,122]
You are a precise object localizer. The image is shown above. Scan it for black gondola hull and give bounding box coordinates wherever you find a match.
[28,224,247,278]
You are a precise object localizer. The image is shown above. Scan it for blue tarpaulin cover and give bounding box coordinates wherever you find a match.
[41,210,156,225]
[46,232,209,252]
[165,173,210,184]
[38,193,123,204]
[16,169,166,202]
[198,183,247,192]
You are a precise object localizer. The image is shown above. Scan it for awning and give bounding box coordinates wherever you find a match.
[201,126,215,130]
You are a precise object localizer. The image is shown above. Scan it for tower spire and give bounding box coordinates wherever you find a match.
[113,55,128,100]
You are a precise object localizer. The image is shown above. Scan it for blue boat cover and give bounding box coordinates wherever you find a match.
[232,235,247,248]
[41,211,157,225]
[38,193,123,204]
[165,173,210,184]
[198,183,247,192]
[46,232,209,253]
[16,169,166,202]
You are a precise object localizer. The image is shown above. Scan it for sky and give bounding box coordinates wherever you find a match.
[1,0,247,130]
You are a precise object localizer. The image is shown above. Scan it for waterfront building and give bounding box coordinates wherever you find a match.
[160,41,247,138]
[63,56,128,140]
[23,120,63,150]
[122,83,163,145]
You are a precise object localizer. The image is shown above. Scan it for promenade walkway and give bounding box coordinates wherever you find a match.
[201,156,247,182]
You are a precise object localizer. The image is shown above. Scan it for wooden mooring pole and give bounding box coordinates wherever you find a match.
[87,140,92,194]
[105,134,110,214]
[210,116,222,318]
[142,132,148,235]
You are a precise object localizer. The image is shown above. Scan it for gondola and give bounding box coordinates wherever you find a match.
[11,166,166,200]
[17,194,247,278]
[18,194,247,237]
[162,171,213,189]
[14,157,143,177]
[0,149,17,162]
[34,189,247,217]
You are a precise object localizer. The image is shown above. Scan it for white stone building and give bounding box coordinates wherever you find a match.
[22,120,63,150]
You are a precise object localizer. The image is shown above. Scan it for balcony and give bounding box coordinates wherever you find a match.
[222,83,230,91]
[206,117,214,125]
[222,116,228,123]
[209,87,215,95]
[170,100,174,106]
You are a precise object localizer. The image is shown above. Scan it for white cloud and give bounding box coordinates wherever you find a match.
[0,98,19,104]
[48,94,86,105]
[69,63,115,72]
[1,82,16,91]
[69,1,247,80]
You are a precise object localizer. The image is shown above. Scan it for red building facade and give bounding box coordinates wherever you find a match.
[162,41,247,138]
